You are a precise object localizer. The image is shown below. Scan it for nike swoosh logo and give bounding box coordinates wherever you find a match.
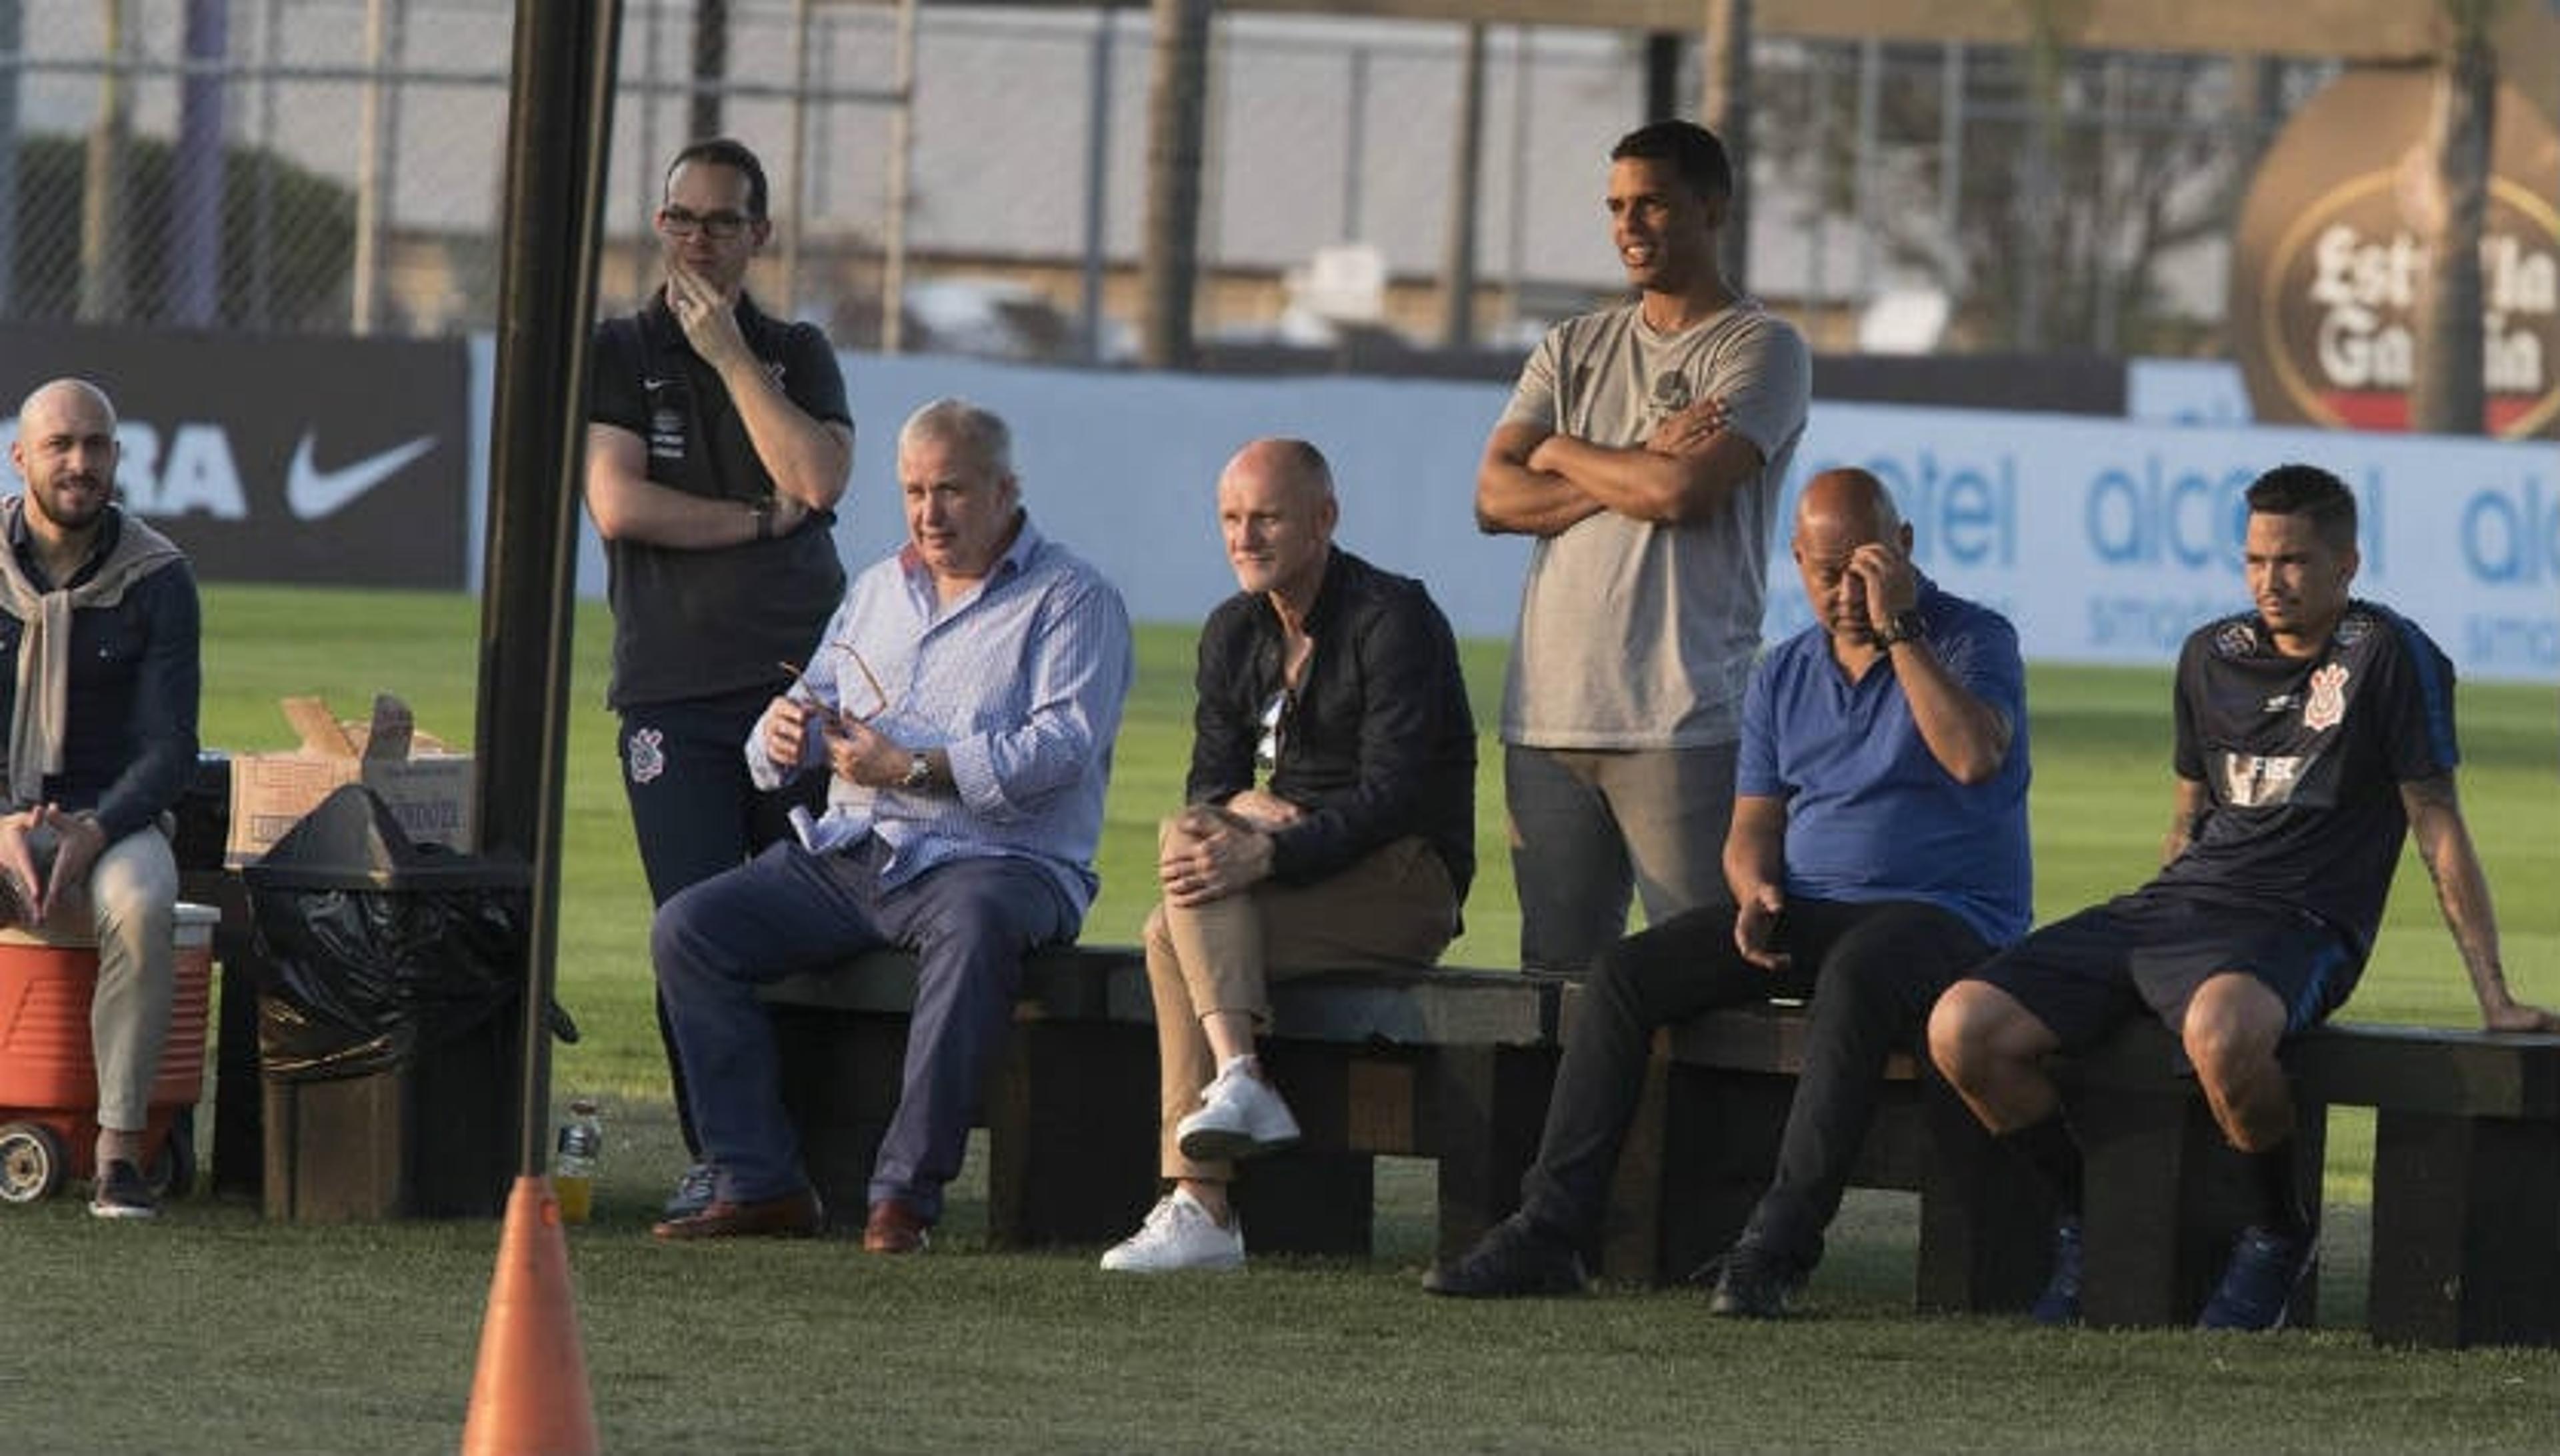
[285,432,438,519]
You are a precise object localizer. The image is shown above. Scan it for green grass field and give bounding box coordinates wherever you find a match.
[18,583,2559,1453]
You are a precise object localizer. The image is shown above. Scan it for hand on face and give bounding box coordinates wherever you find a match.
[666,264,751,371]
[1841,540,1917,645]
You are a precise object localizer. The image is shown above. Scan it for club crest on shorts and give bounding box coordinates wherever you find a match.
[627,725,667,784]
[2303,662,2349,732]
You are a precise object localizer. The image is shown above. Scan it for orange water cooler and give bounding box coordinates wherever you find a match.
[0,903,219,1203]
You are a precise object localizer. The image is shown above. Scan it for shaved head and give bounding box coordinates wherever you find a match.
[1217,437,1338,607]
[16,377,115,436]
[10,377,123,538]
[1793,467,1901,545]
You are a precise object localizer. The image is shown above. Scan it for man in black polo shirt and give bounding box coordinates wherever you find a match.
[586,138,854,1219]
[1930,463,2560,1332]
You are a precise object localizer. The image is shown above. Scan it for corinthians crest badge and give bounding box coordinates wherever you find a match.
[2303,662,2349,732]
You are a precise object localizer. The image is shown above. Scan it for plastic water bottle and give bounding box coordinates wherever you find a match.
[554,1099,602,1225]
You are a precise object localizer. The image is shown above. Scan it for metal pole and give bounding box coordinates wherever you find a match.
[785,0,813,317]
[1441,23,1485,349]
[77,0,132,324]
[1701,0,1751,293]
[881,0,918,353]
[2093,55,2123,354]
[1938,41,1964,289]
[1853,35,1879,306]
[1504,25,1532,327]
[0,0,21,317]
[172,0,228,328]
[351,0,397,334]
[251,0,281,327]
[1139,0,1212,369]
[1342,47,1366,241]
[689,0,727,141]
[478,0,625,1179]
[1081,6,1117,363]
[637,0,665,284]
[1643,31,1679,122]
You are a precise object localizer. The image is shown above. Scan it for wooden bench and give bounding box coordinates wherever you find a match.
[2074,1017,2560,1347]
[1596,997,2056,1312]
[760,949,1561,1257]
[1609,997,2560,1347]
[763,947,1159,1246]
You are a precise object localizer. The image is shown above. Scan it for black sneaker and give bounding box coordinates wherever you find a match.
[88,1159,159,1221]
[1422,1213,1588,1297]
[1703,1240,1807,1319]
[2031,1215,2084,1325]
[2197,1224,2313,1332]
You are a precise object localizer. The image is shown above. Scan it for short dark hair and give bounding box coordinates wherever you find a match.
[1610,120,1733,203]
[2247,463,2358,552]
[666,137,769,219]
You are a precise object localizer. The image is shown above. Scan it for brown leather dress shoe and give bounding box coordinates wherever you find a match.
[862,1197,931,1253]
[650,1187,824,1241]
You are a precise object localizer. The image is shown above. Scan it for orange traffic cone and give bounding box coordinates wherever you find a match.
[461,1176,601,1455]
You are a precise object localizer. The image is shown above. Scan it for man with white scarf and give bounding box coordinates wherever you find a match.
[1,377,202,1219]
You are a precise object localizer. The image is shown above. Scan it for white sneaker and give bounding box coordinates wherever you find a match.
[1176,1061,1302,1163]
[1099,1189,1245,1273]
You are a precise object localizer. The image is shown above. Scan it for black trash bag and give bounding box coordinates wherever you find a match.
[247,783,542,1081]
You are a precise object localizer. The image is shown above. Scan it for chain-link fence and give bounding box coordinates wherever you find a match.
[1,1,2326,363]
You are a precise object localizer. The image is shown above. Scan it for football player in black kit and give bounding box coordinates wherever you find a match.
[1927,463,2560,1332]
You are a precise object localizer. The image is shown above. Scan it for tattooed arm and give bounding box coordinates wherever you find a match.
[2399,773,2560,1032]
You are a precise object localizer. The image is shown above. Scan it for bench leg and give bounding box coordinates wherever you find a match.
[985,1019,1159,1247]
[1233,1151,1377,1255]
[1421,1045,1556,1265]
[1915,1073,2056,1313]
[1601,1063,1796,1286]
[2077,1085,2326,1327]
[770,1006,905,1234]
[2369,1111,2560,1348]
[1237,1043,1379,1255]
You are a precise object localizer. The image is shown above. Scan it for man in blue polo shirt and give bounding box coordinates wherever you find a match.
[1427,466,2031,1313]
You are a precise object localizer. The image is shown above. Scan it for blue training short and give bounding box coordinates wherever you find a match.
[1963,886,2363,1053]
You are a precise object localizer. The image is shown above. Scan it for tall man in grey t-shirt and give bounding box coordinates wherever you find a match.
[1475,119,1811,977]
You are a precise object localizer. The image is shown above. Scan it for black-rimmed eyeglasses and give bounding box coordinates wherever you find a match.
[656,206,755,241]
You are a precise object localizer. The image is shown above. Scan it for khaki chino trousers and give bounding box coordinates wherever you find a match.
[1143,823,1459,1183]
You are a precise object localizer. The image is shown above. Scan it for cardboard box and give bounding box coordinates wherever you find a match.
[225,694,475,865]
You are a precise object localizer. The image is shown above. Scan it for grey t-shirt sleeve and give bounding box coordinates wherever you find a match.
[1711,311,1812,461]
[1497,328,1565,431]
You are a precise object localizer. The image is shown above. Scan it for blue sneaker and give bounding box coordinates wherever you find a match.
[2031,1215,2083,1325]
[2198,1224,2313,1331]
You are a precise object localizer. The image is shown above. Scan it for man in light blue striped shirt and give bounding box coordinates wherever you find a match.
[651,398,1134,1250]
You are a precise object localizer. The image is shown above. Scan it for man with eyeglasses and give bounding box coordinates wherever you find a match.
[651,398,1133,1251]
[1100,438,1475,1273]
[586,137,855,1221]
[1477,119,1810,980]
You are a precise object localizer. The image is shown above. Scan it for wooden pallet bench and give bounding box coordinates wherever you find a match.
[1595,997,2055,1311]
[759,949,1560,1258]
[2074,1017,2560,1347]
[1605,996,2560,1347]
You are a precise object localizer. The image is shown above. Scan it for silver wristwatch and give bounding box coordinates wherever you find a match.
[901,754,933,791]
